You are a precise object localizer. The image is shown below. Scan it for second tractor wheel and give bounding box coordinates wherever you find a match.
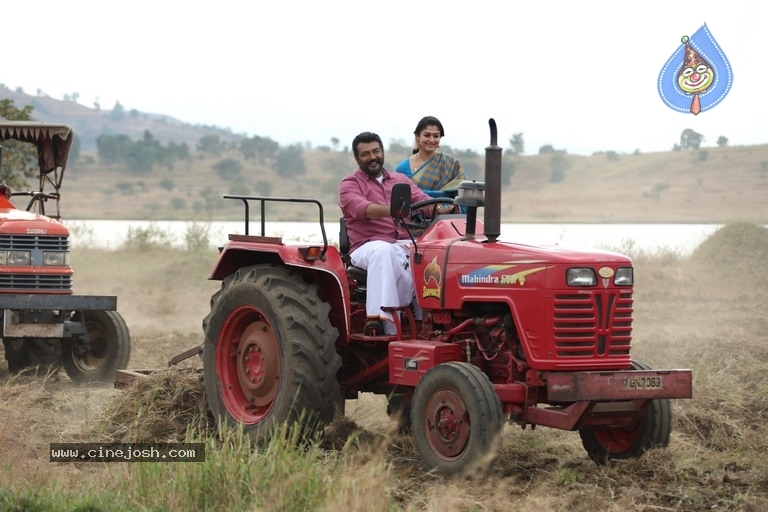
[61,310,131,384]
[3,338,61,375]
[411,362,503,476]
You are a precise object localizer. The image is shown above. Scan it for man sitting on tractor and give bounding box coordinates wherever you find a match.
[338,131,454,336]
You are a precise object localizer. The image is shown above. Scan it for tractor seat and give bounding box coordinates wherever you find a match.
[339,217,367,285]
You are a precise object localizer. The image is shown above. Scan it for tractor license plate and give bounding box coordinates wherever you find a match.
[608,375,664,390]
[547,369,692,402]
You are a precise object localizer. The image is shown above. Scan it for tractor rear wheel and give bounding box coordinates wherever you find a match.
[62,310,131,384]
[203,265,341,444]
[579,360,672,463]
[411,362,503,476]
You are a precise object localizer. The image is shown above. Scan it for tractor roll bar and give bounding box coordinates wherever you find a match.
[223,195,329,259]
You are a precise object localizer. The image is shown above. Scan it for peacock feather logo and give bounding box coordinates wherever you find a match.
[422,256,442,299]
[424,256,441,285]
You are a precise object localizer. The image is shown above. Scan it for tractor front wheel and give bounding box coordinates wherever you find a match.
[579,360,672,463]
[61,310,131,384]
[203,265,341,444]
[411,362,503,476]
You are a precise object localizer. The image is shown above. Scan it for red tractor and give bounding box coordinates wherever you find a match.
[193,119,691,474]
[0,122,131,383]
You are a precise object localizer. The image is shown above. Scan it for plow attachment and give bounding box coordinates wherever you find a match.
[114,344,202,389]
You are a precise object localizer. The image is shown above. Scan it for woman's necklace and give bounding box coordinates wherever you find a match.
[411,152,433,171]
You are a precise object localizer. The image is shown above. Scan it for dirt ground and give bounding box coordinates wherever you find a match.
[2,223,768,510]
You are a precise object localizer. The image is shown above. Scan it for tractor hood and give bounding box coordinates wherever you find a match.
[460,237,630,265]
[421,217,631,265]
[0,205,69,236]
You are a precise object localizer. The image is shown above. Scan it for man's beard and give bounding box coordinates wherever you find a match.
[361,157,384,177]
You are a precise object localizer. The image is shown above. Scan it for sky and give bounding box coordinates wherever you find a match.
[3,1,765,156]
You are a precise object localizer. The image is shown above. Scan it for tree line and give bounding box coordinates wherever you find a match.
[501,128,729,185]
[96,131,309,178]
[0,96,732,192]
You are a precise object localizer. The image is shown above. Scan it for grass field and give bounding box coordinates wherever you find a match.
[1,222,767,510]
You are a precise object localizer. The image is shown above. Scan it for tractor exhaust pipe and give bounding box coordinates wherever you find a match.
[484,119,502,243]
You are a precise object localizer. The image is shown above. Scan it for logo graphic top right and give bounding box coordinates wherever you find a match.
[658,23,733,115]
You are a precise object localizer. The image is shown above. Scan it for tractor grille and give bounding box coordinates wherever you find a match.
[0,235,71,291]
[0,234,69,251]
[552,291,633,357]
[0,273,72,290]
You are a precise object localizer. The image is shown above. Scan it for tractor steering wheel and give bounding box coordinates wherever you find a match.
[406,197,458,231]
[411,197,457,211]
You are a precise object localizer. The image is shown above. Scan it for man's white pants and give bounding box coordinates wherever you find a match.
[351,240,414,334]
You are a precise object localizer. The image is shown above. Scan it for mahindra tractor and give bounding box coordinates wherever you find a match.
[0,122,130,383]
[122,119,691,475]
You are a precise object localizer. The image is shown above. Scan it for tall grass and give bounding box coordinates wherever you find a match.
[1,421,396,512]
[1,367,398,511]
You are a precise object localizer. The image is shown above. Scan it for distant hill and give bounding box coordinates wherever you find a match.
[0,86,242,151]
[1,86,766,224]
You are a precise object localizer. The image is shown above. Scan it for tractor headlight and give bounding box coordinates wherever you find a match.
[43,251,69,266]
[614,267,634,286]
[566,267,597,286]
[6,250,31,266]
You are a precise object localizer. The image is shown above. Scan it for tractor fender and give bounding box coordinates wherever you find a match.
[208,240,352,345]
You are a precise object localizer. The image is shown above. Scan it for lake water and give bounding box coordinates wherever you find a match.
[64,219,728,256]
